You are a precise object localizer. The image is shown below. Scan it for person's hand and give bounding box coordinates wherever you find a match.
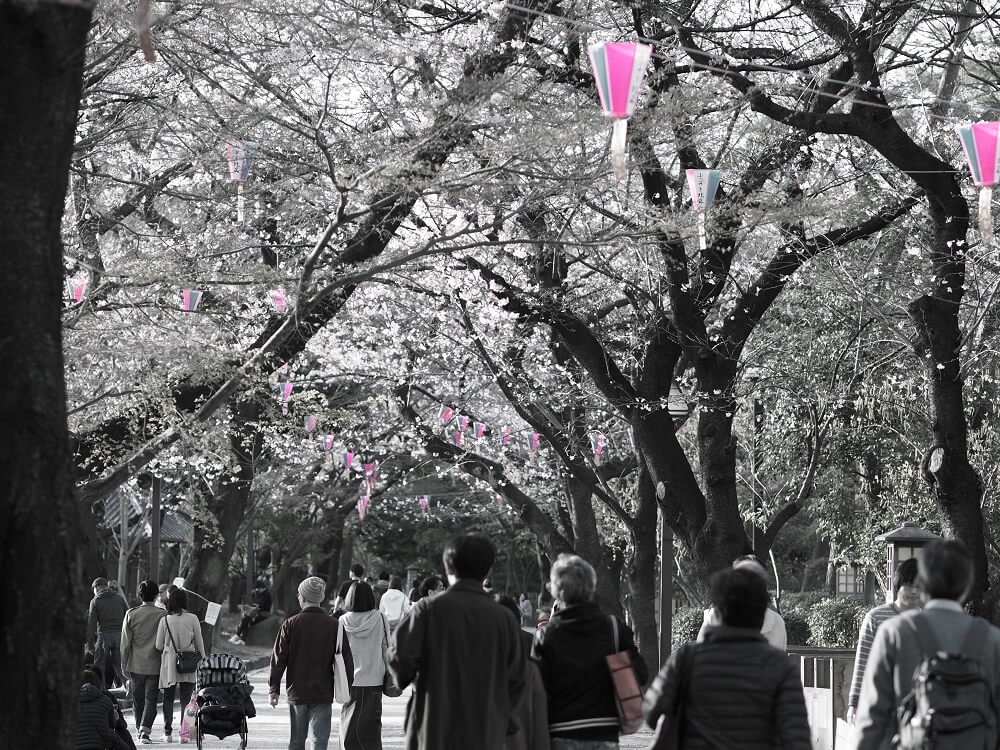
[269,693,279,708]
[846,706,857,725]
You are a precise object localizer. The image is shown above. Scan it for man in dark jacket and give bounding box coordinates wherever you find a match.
[389,533,526,750]
[532,553,647,748]
[269,576,353,750]
[88,577,129,689]
[643,567,811,749]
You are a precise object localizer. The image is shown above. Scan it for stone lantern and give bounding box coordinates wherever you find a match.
[875,521,940,600]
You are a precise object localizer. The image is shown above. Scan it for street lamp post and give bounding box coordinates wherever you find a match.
[874,521,940,601]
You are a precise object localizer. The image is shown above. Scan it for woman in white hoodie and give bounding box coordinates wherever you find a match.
[340,581,388,750]
[377,576,410,635]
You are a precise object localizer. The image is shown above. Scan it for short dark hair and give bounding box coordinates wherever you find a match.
[83,668,104,690]
[350,563,365,578]
[918,539,973,602]
[345,581,377,612]
[389,575,403,591]
[378,571,390,581]
[138,580,159,603]
[893,558,919,596]
[418,576,443,598]
[494,593,520,621]
[711,567,769,629]
[167,587,188,615]
[443,534,495,580]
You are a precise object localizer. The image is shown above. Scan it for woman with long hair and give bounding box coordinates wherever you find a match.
[339,581,389,749]
[155,588,205,744]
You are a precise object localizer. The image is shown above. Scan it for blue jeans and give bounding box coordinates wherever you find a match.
[131,673,160,734]
[551,740,618,750]
[162,682,194,735]
[95,629,124,687]
[289,702,332,750]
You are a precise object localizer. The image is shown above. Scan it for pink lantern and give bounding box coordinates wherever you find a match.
[181,290,203,312]
[457,415,470,432]
[323,435,335,451]
[303,415,317,433]
[438,405,453,424]
[343,451,355,469]
[473,421,487,439]
[268,289,287,313]
[419,495,429,513]
[587,42,653,181]
[956,122,1000,244]
[279,381,293,414]
[686,169,723,250]
[67,277,88,303]
[226,139,257,224]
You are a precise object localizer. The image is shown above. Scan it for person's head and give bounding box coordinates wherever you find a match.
[494,593,520,621]
[549,553,597,606]
[345,580,377,612]
[138,580,159,603]
[255,578,267,589]
[418,575,445,599]
[732,556,770,582]
[711,567,769,628]
[166,587,188,615]
[378,571,390,582]
[389,575,403,591]
[91,577,109,594]
[83,668,104,691]
[918,539,973,603]
[442,534,496,582]
[350,563,364,580]
[297,576,326,608]
[892,558,920,609]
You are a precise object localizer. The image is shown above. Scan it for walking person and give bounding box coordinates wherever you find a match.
[389,533,525,749]
[155,588,205,743]
[88,576,129,689]
[121,580,167,744]
[696,556,787,650]
[378,576,410,635]
[340,581,389,749]
[532,554,647,749]
[269,576,354,750]
[643,567,810,749]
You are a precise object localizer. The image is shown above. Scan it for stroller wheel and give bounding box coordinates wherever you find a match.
[195,712,202,750]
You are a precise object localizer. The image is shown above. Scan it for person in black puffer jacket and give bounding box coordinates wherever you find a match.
[643,567,811,750]
[76,670,129,750]
[532,554,647,749]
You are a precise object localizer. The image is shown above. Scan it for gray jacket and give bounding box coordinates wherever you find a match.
[341,610,388,687]
[856,599,1000,749]
[121,603,167,675]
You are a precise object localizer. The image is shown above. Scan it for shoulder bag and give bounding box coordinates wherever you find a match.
[333,619,351,703]
[606,615,644,734]
[165,616,202,673]
[648,642,697,750]
[380,613,403,697]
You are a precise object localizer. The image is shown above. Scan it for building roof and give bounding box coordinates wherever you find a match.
[101,491,193,545]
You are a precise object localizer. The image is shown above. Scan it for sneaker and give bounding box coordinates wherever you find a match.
[162,733,175,743]
[228,634,240,644]
[180,738,190,744]
[139,735,152,745]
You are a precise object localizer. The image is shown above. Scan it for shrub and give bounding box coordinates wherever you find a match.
[671,606,705,651]
[782,610,811,647]
[805,598,870,648]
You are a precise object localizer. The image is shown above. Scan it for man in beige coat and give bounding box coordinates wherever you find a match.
[122,580,167,744]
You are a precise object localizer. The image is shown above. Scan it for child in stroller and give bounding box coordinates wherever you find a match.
[192,653,255,749]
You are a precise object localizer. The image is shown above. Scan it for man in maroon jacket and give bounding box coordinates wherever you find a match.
[269,577,353,750]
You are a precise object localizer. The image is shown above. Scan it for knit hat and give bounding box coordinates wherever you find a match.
[298,576,326,604]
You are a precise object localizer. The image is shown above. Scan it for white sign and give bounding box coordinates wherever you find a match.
[172,577,186,588]
[204,601,222,626]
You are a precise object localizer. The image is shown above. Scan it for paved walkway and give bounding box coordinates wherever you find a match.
[139,664,656,749]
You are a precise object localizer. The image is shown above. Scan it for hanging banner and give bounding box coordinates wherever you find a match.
[438,405,453,423]
[303,415,317,433]
[279,381,293,414]
[343,451,355,469]
[323,435,335,451]
[454,430,463,447]
[181,289,203,312]
[527,433,541,452]
[473,421,487,438]
[419,495,429,513]
[502,426,512,446]
[686,169,724,250]
[457,415,470,432]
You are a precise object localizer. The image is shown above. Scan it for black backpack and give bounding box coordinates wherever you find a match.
[896,614,998,749]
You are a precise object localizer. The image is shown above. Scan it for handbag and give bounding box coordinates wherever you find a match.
[648,642,696,750]
[605,615,644,735]
[333,619,351,703]
[165,617,202,673]
[380,613,403,697]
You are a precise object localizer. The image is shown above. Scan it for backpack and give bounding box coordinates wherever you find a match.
[896,614,998,749]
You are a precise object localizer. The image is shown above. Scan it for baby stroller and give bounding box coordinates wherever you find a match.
[193,653,255,749]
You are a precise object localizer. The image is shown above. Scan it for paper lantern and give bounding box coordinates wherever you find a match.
[419,495,429,513]
[268,289,287,313]
[667,379,689,418]
[303,415,317,433]
[588,42,653,182]
[457,415,470,432]
[181,290,203,312]
[438,405,453,423]
[343,451,355,469]
[956,122,1000,244]
[502,426,512,446]
[686,169,723,250]
[67,277,88,303]
[527,433,541,452]
[323,435,335,451]
[473,421,487,439]
[226,139,257,224]
[590,432,607,466]
[279,381,293,414]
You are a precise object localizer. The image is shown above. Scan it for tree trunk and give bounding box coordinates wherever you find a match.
[0,4,93,749]
[565,475,621,618]
[630,470,662,672]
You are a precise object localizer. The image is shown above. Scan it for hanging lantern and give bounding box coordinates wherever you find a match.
[956,122,1000,244]
[473,421,487,439]
[181,289,203,312]
[502,426,512,446]
[527,433,541,452]
[226,139,257,224]
[279,381,293,414]
[323,435,335,451]
[343,451,355,469]
[303,415,317,433]
[67,277,88,303]
[268,289,287,313]
[686,169,723,250]
[438,405,453,424]
[457,415,470,432]
[667,379,690,418]
[587,41,653,182]
[419,495,429,514]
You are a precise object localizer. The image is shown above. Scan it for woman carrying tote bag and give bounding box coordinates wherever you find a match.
[155,588,205,744]
[339,581,389,750]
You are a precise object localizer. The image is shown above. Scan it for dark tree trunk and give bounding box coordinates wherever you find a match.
[565,476,621,617]
[630,469,662,671]
[0,4,93,749]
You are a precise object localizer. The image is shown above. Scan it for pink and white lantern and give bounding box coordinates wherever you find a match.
[956,122,1000,244]
[181,289,203,312]
[226,139,257,224]
[588,42,653,182]
[686,169,723,250]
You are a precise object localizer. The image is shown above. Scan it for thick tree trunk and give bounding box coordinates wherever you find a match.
[0,4,93,749]
[565,476,621,617]
[630,470,662,671]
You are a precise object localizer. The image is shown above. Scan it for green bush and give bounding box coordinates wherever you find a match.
[671,606,705,650]
[805,598,870,648]
[782,610,810,647]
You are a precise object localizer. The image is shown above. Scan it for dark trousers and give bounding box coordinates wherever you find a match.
[131,673,160,733]
[162,681,194,735]
[339,686,383,750]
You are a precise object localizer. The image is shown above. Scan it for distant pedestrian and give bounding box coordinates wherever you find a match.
[856,539,1000,748]
[230,578,272,646]
[155,587,205,743]
[416,575,445,601]
[518,593,534,628]
[372,572,390,607]
[88,576,129,689]
[644,567,810,749]
[340,581,389,749]
[121,580,167,744]
[696,556,786,650]
[495,594,550,750]
[533,554,646,749]
[845,558,920,725]
[334,564,365,612]
[389,534,525,749]
[269,576,354,750]
[378,576,410,635]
